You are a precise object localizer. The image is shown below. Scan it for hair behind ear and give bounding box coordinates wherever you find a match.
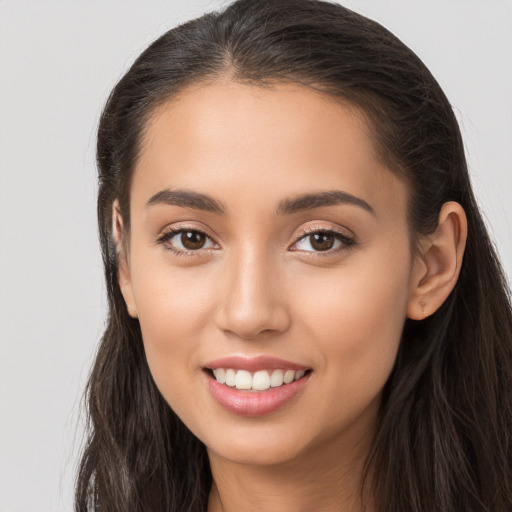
[365,195,512,511]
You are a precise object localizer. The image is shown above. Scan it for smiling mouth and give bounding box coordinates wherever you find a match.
[205,368,312,392]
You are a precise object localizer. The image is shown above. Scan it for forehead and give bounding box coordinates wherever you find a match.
[132,81,407,221]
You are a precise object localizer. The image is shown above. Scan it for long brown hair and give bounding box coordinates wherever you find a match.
[76,1,512,510]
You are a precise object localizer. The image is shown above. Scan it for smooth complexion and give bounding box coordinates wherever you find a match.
[116,81,466,512]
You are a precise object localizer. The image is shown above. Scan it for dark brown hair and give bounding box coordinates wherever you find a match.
[76,1,512,510]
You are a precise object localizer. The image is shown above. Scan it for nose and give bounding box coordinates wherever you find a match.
[215,248,291,340]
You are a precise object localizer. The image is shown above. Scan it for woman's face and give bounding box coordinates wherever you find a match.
[121,82,420,467]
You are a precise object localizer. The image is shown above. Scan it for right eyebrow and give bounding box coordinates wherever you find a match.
[146,189,226,215]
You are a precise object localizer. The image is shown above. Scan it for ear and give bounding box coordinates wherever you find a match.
[112,201,138,319]
[407,201,467,320]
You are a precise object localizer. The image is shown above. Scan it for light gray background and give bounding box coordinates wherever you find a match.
[0,1,510,511]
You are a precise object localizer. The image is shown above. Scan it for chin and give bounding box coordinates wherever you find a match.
[207,436,307,467]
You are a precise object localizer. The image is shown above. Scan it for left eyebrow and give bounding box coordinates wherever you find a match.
[276,190,375,216]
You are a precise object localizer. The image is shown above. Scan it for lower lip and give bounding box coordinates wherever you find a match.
[204,371,311,417]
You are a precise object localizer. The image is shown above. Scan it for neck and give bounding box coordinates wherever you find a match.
[207,416,375,512]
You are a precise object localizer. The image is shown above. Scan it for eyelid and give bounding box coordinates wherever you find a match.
[294,223,353,238]
[155,222,356,257]
[156,223,220,256]
[289,223,356,254]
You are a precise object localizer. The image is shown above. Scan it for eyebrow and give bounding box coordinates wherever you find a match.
[146,189,225,214]
[277,190,375,216]
[146,188,375,216]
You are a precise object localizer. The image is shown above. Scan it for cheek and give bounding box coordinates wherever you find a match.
[293,249,411,418]
[130,258,218,399]
[321,262,407,353]
[133,253,217,335]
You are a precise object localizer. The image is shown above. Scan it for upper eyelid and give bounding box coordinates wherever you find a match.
[156,222,354,250]
[296,226,346,236]
[157,223,217,241]
[292,223,354,240]
[156,227,219,256]
[158,224,350,238]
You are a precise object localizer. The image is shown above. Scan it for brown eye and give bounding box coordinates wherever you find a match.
[309,232,335,251]
[157,228,217,254]
[292,229,354,253]
[181,230,207,250]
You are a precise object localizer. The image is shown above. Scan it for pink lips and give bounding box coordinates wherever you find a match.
[204,356,311,417]
[205,355,309,372]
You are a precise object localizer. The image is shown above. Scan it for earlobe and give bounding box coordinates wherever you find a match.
[112,201,139,319]
[407,201,467,320]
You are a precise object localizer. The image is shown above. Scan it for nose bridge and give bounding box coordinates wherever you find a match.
[218,243,290,339]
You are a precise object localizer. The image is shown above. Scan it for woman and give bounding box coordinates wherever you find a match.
[76,0,512,510]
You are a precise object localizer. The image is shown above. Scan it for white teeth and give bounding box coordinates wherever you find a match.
[213,368,226,384]
[283,370,295,384]
[225,369,236,387]
[252,370,271,391]
[270,369,284,387]
[211,368,308,390]
[235,370,252,390]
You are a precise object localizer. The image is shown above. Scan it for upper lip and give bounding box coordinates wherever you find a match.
[204,355,310,372]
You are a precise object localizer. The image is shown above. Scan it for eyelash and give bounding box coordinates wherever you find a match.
[156,224,356,258]
[291,225,356,256]
[156,225,218,258]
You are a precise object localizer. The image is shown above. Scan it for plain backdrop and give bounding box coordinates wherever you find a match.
[0,1,510,510]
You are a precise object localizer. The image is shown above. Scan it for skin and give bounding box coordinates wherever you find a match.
[116,81,467,512]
